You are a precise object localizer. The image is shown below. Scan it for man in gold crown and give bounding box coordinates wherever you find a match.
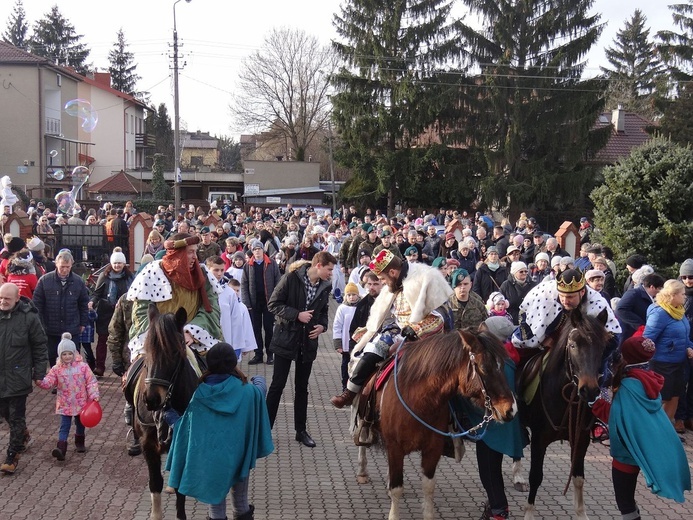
[330,249,452,408]
[512,268,621,354]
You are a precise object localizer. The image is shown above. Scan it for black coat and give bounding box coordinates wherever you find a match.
[91,269,134,334]
[472,263,508,302]
[348,294,376,350]
[616,285,652,340]
[33,271,89,338]
[268,263,331,363]
[500,277,536,324]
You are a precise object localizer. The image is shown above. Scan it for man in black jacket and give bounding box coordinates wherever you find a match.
[265,251,337,448]
[0,283,48,474]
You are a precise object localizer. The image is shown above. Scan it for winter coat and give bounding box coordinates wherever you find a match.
[107,294,133,367]
[33,271,89,338]
[448,291,487,330]
[500,276,536,324]
[348,294,376,351]
[644,305,693,364]
[91,268,134,334]
[450,250,478,279]
[0,297,48,398]
[241,254,281,309]
[268,261,331,362]
[37,358,99,416]
[472,263,508,302]
[6,259,39,299]
[616,286,653,341]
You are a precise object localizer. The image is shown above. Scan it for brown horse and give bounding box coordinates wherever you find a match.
[353,329,517,520]
[520,309,610,520]
[132,304,201,520]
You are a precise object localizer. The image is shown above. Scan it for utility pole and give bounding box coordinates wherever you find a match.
[172,0,191,213]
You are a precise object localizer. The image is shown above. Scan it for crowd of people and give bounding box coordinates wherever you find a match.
[0,199,691,519]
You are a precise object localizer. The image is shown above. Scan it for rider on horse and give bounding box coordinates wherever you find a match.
[330,249,452,409]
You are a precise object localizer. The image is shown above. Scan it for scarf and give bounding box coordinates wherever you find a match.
[487,262,500,272]
[107,270,126,305]
[659,301,685,321]
[161,246,212,312]
[625,367,664,399]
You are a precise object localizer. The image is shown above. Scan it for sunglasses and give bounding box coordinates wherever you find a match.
[516,270,528,274]
[682,275,693,280]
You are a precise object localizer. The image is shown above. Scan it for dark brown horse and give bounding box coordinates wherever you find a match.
[133,304,201,520]
[520,309,610,520]
[353,329,517,520]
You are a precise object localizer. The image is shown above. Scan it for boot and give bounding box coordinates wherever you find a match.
[75,434,86,453]
[685,418,693,431]
[126,428,142,456]
[247,354,263,365]
[674,419,685,434]
[0,452,19,474]
[17,429,31,454]
[330,389,357,409]
[235,504,255,520]
[52,441,68,461]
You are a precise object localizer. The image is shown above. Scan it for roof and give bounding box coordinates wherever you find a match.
[87,170,152,194]
[0,41,82,80]
[592,111,654,164]
[183,132,218,149]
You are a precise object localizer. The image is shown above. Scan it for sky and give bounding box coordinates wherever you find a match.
[0,1,675,139]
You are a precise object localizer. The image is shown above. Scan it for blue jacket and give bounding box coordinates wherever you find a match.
[32,271,89,338]
[644,305,693,364]
[616,286,653,341]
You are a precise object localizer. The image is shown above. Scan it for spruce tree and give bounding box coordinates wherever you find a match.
[331,0,468,213]
[30,5,90,75]
[2,0,29,50]
[658,0,693,81]
[151,153,171,200]
[146,104,175,171]
[458,0,609,213]
[600,10,664,115]
[108,28,140,95]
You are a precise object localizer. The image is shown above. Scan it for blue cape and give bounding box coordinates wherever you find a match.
[165,375,274,504]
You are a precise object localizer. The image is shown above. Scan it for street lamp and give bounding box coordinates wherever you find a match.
[173,0,191,213]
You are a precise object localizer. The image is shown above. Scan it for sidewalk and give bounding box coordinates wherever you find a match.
[2,299,692,519]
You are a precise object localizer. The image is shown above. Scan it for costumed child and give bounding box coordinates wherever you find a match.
[205,256,257,362]
[486,292,513,324]
[332,283,361,391]
[36,333,100,461]
[6,248,38,299]
[165,342,274,520]
[592,336,691,519]
[226,251,246,281]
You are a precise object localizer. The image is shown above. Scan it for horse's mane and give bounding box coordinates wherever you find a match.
[397,330,506,385]
[144,311,185,367]
[545,310,609,374]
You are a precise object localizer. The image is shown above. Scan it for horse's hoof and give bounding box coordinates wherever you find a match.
[356,475,371,484]
[514,482,529,492]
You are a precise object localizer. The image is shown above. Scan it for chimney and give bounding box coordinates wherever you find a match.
[94,72,112,88]
[612,105,625,133]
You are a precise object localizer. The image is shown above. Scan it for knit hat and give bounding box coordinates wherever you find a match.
[205,342,237,375]
[486,246,498,254]
[621,336,656,365]
[535,252,550,264]
[484,316,514,342]
[487,291,508,308]
[444,232,455,241]
[249,239,263,250]
[110,249,127,264]
[551,256,562,268]
[626,254,647,269]
[585,269,604,280]
[510,261,528,275]
[57,332,77,357]
[232,251,246,261]
[7,237,25,254]
[680,258,693,277]
[344,282,359,295]
[26,236,45,252]
[560,256,574,267]
[512,235,524,248]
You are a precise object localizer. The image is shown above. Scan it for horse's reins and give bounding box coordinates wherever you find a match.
[135,356,185,427]
[392,335,495,440]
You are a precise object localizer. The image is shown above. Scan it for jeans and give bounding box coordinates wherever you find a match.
[266,352,313,432]
[95,334,108,372]
[0,395,27,455]
[675,360,693,421]
[47,335,62,367]
[251,302,275,357]
[58,415,85,442]
[476,440,508,515]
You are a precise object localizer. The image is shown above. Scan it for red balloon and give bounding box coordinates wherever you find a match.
[79,400,102,428]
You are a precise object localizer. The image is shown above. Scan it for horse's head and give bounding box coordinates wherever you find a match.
[459,330,517,424]
[558,308,609,403]
[143,303,188,411]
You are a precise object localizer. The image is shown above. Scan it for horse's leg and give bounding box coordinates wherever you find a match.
[357,445,371,484]
[175,491,187,520]
[524,433,548,520]
[420,443,443,520]
[387,446,406,520]
[142,429,164,520]
[571,432,591,520]
[512,457,528,492]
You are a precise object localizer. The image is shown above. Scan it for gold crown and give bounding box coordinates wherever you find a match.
[370,249,395,275]
[556,269,585,294]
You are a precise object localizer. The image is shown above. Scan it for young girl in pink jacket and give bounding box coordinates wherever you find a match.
[37,333,100,461]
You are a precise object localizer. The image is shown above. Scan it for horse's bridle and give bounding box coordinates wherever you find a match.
[144,356,184,411]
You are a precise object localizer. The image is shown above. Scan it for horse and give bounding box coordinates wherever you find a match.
[132,304,202,520]
[352,329,517,520]
[519,309,610,520]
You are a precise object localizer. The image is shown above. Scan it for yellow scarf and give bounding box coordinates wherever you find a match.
[659,301,685,321]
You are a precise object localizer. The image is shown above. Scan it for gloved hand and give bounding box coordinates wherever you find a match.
[163,407,181,427]
[112,362,126,377]
[401,326,419,341]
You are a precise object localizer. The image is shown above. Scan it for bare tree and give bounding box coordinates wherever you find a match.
[232,27,336,161]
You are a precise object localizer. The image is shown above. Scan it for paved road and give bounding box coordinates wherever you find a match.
[2,299,692,519]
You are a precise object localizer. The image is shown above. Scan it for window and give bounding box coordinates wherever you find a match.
[190,156,204,167]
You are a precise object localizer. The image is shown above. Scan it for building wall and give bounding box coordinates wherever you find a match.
[181,147,218,169]
[243,160,320,190]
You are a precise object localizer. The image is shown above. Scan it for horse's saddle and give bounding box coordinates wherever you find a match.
[517,350,549,405]
[123,355,145,406]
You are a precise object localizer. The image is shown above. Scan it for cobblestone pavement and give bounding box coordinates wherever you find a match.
[2,299,692,519]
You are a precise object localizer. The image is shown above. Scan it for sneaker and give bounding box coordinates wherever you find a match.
[247,356,263,365]
[0,453,19,474]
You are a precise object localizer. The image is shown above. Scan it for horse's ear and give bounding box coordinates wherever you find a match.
[147,303,159,322]
[569,306,583,327]
[596,308,608,326]
[174,307,188,330]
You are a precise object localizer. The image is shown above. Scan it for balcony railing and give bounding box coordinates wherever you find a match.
[46,117,61,135]
[135,133,156,148]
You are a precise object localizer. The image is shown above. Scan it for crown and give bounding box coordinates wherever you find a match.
[556,269,585,294]
[370,249,395,275]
